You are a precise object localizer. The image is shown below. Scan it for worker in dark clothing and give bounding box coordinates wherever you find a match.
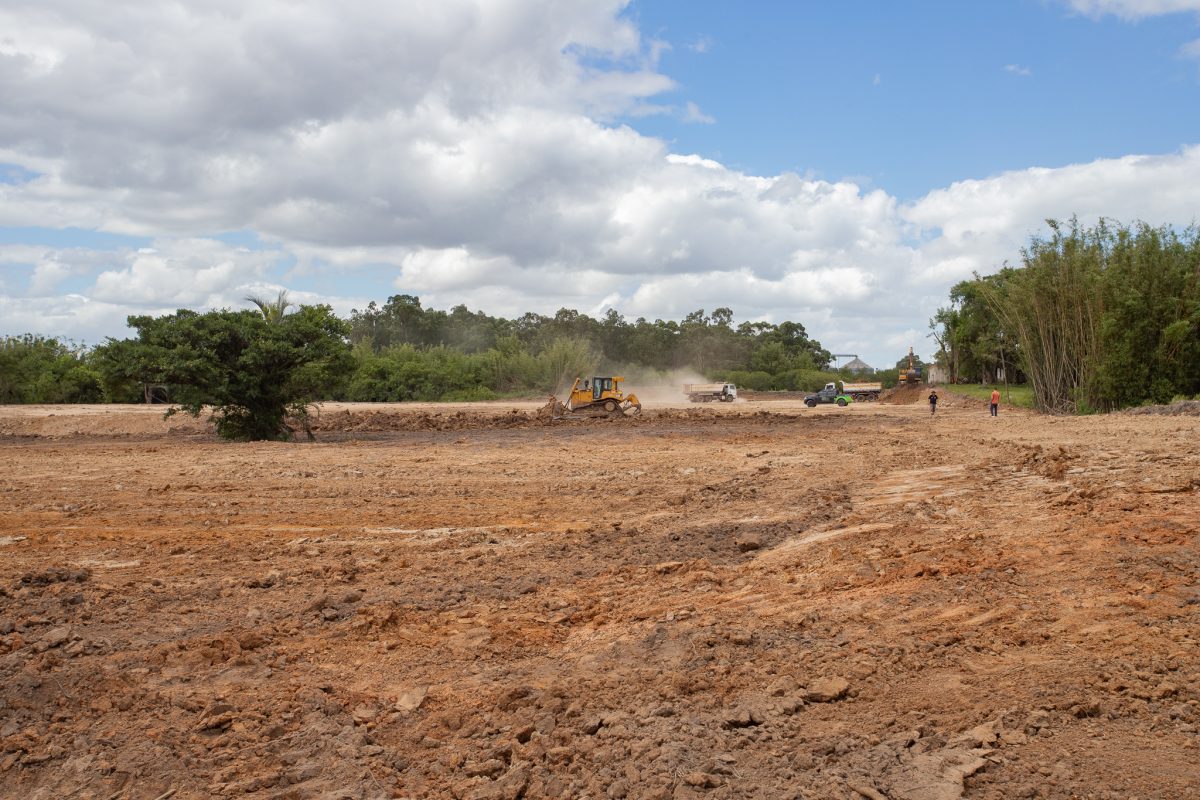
[928,389,938,415]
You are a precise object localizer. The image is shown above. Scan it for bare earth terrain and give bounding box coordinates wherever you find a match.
[0,393,1197,800]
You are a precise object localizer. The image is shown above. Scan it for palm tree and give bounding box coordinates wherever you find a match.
[245,290,293,324]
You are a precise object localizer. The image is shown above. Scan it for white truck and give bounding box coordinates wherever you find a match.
[683,383,738,403]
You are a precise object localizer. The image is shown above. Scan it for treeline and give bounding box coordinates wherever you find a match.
[932,219,1200,412]
[0,335,104,404]
[1,298,852,405]
[345,296,837,397]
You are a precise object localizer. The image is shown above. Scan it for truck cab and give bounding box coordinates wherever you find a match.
[804,382,852,407]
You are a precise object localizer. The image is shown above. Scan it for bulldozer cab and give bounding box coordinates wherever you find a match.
[590,377,613,400]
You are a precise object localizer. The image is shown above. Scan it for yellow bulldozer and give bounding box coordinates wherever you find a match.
[564,376,642,416]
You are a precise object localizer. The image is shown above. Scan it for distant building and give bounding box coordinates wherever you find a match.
[927,364,949,384]
[842,357,873,374]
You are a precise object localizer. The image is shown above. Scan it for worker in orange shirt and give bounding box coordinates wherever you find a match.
[990,388,1001,417]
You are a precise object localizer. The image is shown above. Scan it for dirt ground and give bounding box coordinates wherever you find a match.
[0,392,1197,800]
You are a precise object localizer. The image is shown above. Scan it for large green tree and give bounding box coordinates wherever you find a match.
[96,305,352,440]
[931,273,1020,384]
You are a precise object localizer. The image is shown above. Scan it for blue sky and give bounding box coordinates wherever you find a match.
[1,0,1199,367]
[625,0,1200,198]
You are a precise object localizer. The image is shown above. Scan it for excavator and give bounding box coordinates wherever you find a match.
[898,347,923,384]
[563,376,642,415]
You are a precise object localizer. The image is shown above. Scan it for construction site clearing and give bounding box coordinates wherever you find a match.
[0,389,1197,800]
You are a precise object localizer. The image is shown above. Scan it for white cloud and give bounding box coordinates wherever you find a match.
[89,239,282,306]
[1004,64,1033,77]
[0,1,1199,367]
[903,145,1200,287]
[0,294,144,345]
[682,101,716,124]
[687,36,713,54]
[1181,38,1200,58]
[1063,0,1200,18]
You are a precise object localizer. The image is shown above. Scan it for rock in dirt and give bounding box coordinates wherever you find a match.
[848,782,888,800]
[580,716,604,735]
[723,708,763,728]
[394,686,428,713]
[351,704,379,725]
[806,677,850,702]
[888,746,990,800]
[463,762,530,800]
[39,626,72,649]
[195,704,236,732]
[463,759,506,778]
[18,567,90,586]
[953,720,1000,748]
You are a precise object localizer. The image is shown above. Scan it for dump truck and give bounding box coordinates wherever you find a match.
[564,376,642,415]
[804,381,854,407]
[839,381,883,402]
[683,382,737,403]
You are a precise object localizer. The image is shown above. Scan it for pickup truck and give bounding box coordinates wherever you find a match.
[804,380,882,407]
[683,383,738,403]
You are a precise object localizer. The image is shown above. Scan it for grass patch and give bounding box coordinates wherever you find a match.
[942,384,1035,408]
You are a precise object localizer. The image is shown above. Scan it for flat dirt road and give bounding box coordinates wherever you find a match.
[1,393,1197,799]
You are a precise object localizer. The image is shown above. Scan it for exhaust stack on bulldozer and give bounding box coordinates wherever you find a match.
[563,376,642,416]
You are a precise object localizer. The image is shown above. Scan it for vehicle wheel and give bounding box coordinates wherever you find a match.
[836,398,847,407]
[805,399,817,408]
[604,399,618,412]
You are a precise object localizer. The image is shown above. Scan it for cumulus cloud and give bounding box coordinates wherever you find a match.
[1063,0,1200,18]
[90,239,283,306]
[0,0,1198,366]
[903,145,1200,285]
[682,101,716,124]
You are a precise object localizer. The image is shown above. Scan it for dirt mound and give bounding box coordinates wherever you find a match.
[878,383,929,404]
[879,385,987,411]
[1121,399,1200,416]
[534,395,569,419]
[0,405,210,438]
[311,404,809,432]
[309,406,547,433]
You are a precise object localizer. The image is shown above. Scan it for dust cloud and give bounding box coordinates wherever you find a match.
[615,368,710,406]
